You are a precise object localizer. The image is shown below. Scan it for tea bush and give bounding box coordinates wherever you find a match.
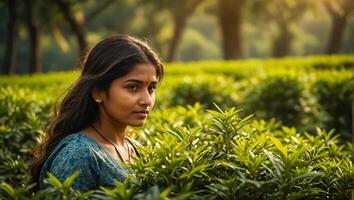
[166,76,239,109]
[165,55,353,78]
[0,55,352,199]
[1,55,352,87]
[312,72,353,139]
[243,76,304,127]
[0,87,52,186]
[0,58,352,138]
[0,104,352,199]
[192,70,352,137]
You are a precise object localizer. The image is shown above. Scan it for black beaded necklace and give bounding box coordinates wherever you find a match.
[90,125,130,163]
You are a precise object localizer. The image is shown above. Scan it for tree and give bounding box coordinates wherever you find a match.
[323,0,354,54]
[218,0,246,60]
[143,0,206,62]
[251,0,315,57]
[2,0,43,74]
[54,0,117,60]
[2,0,17,75]
[55,0,88,59]
[25,0,41,73]
[133,3,168,57]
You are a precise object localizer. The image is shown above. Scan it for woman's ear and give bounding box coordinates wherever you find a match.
[91,87,103,103]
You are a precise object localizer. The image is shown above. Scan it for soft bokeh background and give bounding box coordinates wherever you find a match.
[0,0,353,74]
[0,1,353,197]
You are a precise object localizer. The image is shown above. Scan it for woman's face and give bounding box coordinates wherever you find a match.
[97,63,158,127]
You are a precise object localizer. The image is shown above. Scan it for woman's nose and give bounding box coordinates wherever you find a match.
[139,89,153,106]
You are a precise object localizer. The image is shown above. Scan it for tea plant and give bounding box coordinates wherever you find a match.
[0,55,352,199]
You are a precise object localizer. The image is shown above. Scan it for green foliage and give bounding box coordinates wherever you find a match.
[166,75,239,109]
[165,55,354,79]
[312,72,353,139]
[0,87,52,186]
[0,55,352,198]
[0,102,352,199]
[123,105,352,199]
[178,29,221,61]
[243,76,304,126]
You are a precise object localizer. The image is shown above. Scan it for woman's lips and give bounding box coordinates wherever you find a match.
[133,110,149,118]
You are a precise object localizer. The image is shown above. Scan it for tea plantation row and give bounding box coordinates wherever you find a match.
[0,55,352,199]
[0,97,352,199]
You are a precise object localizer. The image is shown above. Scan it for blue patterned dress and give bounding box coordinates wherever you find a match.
[39,133,138,191]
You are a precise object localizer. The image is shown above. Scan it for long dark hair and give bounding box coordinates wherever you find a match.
[29,35,164,191]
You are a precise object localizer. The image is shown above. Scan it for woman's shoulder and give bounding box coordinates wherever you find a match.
[41,133,101,171]
[39,133,102,190]
[56,133,99,156]
[56,133,98,151]
[60,132,95,144]
[39,133,129,191]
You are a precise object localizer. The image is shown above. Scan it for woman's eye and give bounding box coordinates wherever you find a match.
[148,85,157,93]
[128,85,138,92]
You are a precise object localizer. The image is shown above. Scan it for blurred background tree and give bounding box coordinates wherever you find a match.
[323,0,354,54]
[218,0,246,59]
[2,0,17,74]
[142,0,206,62]
[251,0,317,57]
[0,0,353,74]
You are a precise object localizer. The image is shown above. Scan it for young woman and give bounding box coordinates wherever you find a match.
[30,35,164,192]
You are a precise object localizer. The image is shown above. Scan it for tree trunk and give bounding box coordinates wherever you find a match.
[25,0,41,74]
[325,16,347,54]
[57,0,88,59]
[2,0,17,75]
[272,22,293,57]
[218,0,244,60]
[167,16,187,62]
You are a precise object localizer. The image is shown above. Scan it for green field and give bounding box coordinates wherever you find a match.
[0,55,353,199]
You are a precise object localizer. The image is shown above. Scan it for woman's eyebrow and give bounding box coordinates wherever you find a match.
[124,79,158,84]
